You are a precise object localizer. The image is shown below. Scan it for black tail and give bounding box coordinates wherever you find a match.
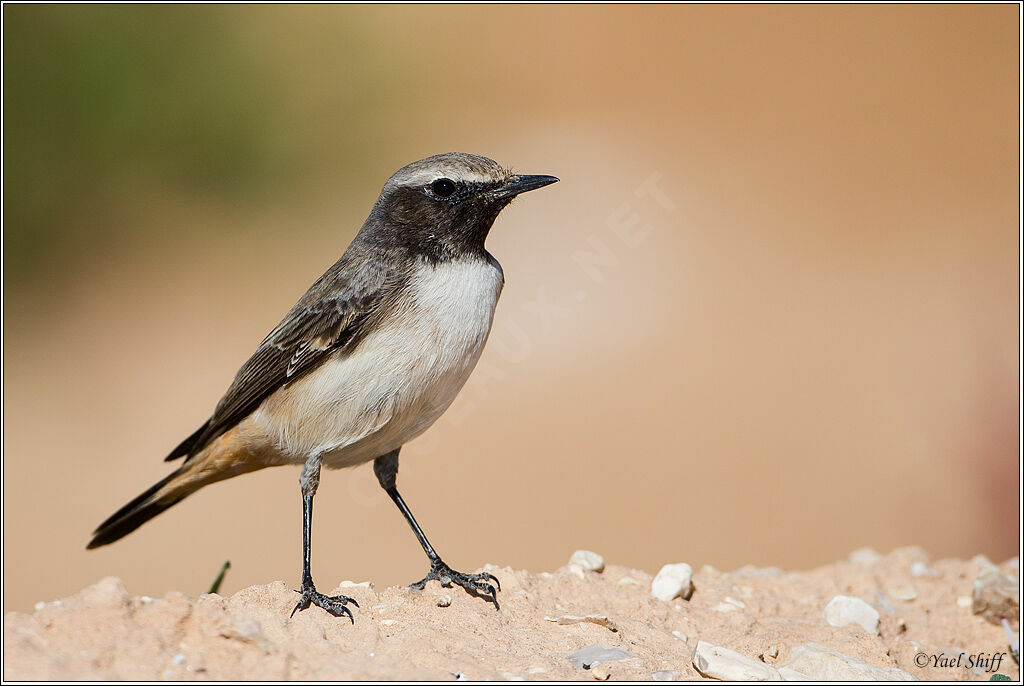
[87,470,186,549]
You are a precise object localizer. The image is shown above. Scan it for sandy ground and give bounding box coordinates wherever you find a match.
[4,547,1018,681]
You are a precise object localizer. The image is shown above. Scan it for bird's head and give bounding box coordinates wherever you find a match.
[365,152,558,259]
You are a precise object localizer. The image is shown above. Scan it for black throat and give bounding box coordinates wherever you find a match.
[359,185,509,263]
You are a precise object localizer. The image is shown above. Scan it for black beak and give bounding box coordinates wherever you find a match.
[489,174,559,200]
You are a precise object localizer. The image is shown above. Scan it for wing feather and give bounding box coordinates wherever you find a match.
[167,254,398,461]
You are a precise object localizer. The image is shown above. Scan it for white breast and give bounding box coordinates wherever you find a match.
[245,256,504,468]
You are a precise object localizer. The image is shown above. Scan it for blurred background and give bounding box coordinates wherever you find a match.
[3,5,1019,612]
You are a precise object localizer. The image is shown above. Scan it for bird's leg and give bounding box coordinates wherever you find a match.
[291,454,358,621]
[373,450,500,609]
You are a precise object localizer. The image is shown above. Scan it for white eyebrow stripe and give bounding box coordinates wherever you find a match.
[390,168,496,189]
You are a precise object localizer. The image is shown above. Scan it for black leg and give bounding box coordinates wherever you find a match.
[374,449,500,609]
[290,455,359,621]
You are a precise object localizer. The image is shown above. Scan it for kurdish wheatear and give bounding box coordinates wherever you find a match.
[88,153,558,619]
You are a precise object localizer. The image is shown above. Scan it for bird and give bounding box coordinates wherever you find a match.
[87,152,558,620]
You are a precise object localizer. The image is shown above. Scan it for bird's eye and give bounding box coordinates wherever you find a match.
[430,178,457,198]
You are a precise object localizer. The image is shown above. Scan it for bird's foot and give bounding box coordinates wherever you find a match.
[410,559,501,609]
[291,579,359,622]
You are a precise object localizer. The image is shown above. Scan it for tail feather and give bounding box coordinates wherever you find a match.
[87,470,188,549]
[89,427,263,549]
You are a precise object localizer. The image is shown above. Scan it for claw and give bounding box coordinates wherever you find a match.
[410,560,501,610]
[290,583,358,623]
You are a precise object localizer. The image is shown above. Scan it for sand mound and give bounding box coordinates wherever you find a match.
[4,548,1018,680]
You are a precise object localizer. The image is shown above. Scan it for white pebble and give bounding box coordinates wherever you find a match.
[956,596,973,608]
[33,602,45,612]
[888,585,917,602]
[692,640,782,680]
[171,653,186,666]
[672,630,687,642]
[569,550,605,573]
[823,596,880,635]
[436,595,452,607]
[618,576,641,586]
[910,561,940,578]
[651,563,694,602]
[591,665,612,680]
[381,619,397,626]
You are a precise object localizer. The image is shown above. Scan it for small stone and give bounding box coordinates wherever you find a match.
[910,561,940,578]
[972,561,1019,624]
[33,602,45,612]
[617,576,641,586]
[651,563,694,602]
[692,640,782,680]
[591,666,612,680]
[766,645,779,659]
[139,595,155,604]
[780,643,914,680]
[338,580,374,589]
[567,645,631,670]
[888,585,917,602]
[672,631,687,642]
[957,596,973,608]
[454,672,468,681]
[381,619,397,626]
[436,595,452,607]
[823,595,880,635]
[570,550,606,573]
[170,653,186,666]
[651,670,682,681]
[848,547,882,565]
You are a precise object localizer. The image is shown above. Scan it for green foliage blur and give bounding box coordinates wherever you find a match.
[3,5,290,290]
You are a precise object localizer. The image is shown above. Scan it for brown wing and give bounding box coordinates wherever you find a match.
[166,254,398,461]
